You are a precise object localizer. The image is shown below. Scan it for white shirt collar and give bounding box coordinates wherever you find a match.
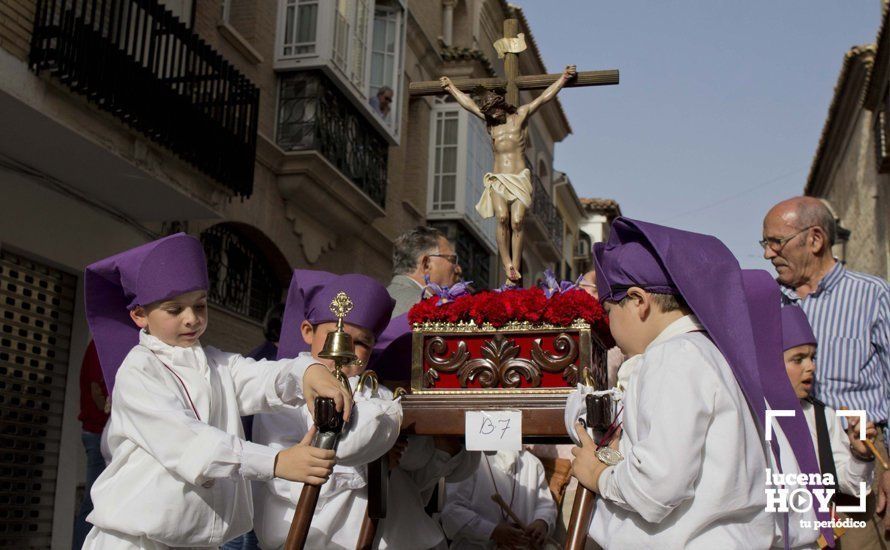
[485,450,519,473]
[139,329,208,374]
[616,315,704,390]
[645,314,704,353]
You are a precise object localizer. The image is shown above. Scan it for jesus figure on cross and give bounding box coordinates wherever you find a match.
[440,64,577,285]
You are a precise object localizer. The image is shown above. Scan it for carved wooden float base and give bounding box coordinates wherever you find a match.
[410,320,607,394]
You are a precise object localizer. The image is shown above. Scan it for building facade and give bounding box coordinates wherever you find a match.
[578,196,622,269]
[0,0,588,546]
[806,4,890,279]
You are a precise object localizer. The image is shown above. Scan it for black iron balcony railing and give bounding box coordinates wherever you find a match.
[277,71,388,207]
[530,168,564,253]
[200,224,282,322]
[29,0,260,198]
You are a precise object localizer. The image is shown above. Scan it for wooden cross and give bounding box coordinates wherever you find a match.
[409,19,619,106]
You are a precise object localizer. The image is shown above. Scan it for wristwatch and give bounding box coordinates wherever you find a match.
[596,447,624,466]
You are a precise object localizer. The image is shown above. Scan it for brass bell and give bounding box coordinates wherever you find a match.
[318,321,357,366]
[318,291,358,367]
[317,292,358,392]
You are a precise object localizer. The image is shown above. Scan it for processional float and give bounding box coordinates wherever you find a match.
[402,17,620,548]
[285,16,620,550]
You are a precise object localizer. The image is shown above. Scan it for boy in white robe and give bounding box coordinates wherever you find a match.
[569,218,809,549]
[81,234,351,549]
[769,304,876,549]
[252,270,402,550]
[441,450,557,549]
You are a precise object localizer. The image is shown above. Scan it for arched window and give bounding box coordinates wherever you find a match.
[200,224,286,322]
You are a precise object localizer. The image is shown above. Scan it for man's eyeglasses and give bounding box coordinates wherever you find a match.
[429,253,458,265]
[758,226,816,252]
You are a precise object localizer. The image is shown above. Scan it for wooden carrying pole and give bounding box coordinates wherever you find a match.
[565,487,595,550]
[284,397,344,550]
[355,455,388,550]
[285,484,322,550]
[564,394,612,549]
[355,516,378,550]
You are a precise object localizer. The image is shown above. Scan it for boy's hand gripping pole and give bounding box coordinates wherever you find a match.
[566,393,612,550]
[284,397,345,550]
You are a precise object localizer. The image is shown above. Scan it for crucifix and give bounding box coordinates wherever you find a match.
[410,18,619,286]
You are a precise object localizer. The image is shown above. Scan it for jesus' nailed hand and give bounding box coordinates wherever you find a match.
[438,65,577,285]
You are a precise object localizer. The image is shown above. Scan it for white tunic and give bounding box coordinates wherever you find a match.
[588,315,775,549]
[83,331,313,549]
[376,437,481,549]
[252,356,402,550]
[769,400,875,549]
[441,451,557,549]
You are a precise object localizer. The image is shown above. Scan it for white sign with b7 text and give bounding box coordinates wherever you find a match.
[465,410,522,451]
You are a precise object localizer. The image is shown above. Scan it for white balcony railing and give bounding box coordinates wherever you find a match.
[275,0,405,145]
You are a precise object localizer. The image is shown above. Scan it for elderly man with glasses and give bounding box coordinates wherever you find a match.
[762,196,890,546]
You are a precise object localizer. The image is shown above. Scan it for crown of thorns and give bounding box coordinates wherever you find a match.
[473,86,508,112]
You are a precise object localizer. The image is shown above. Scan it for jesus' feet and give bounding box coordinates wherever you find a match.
[505,265,522,285]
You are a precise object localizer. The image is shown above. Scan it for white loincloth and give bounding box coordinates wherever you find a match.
[475,169,533,219]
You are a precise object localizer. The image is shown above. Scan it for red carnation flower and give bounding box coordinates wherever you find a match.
[469,291,513,327]
[407,296,439,324]
[445,294,475,323]
[511,287,547,322]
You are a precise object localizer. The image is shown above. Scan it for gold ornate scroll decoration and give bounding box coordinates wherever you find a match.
[423,337,470,387]
[531,333,581,385]
[422,334,539,388]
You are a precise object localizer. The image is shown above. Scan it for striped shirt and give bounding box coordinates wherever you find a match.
[780,263,890,433]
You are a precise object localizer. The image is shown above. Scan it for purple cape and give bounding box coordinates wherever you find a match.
[84,233,209,391]
[277,270,395,360]
[743,270,833,545]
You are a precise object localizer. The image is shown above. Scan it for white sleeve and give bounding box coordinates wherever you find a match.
[335,394,402,467]
[442,474,498,543]
[216,350,314,416]
[564,385,592,445]
[597,344,716,523]
[825,407,875,496]
[112,360,278,486]
[528,454,558,531]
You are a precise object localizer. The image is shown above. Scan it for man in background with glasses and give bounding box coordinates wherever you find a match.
[762,196,890,547]
[387,226,462,318]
